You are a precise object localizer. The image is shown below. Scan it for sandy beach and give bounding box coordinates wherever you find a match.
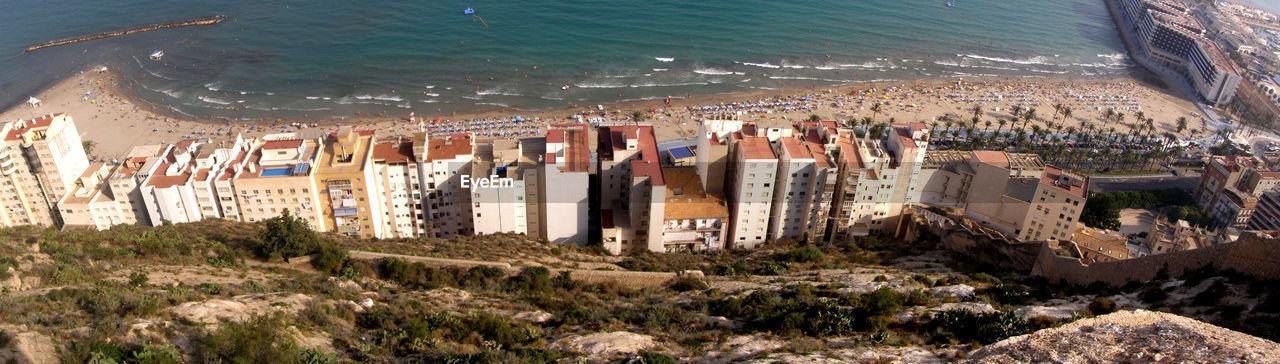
[0,67,1208,160]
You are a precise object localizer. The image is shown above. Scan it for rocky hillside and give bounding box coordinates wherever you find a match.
[966,310,1280,363]
[0,219,1277,363]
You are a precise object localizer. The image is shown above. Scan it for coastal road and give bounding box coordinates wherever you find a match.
[1087,174,1199,193]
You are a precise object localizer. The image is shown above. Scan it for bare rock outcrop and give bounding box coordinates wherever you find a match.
[0,326,59,364]
[965,310,1280,363]
[168,293,311,325]
[551,331,656,358]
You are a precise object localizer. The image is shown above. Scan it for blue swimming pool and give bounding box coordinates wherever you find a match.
[260,167,291,177]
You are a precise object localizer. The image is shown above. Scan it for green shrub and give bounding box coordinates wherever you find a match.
[312,243,349,275]
[128,271,149,287]
[669,275,709,292]
[1192,280,1229,306]
[506,267,551,292]
[970,273,1001,284]
[860,287,903,317]
[257,209,318,260]
[1087,297,1117,315]
[197,313,301,363]
[1139,285,1168,305]
[787,247,824,263]
[931,309,1028,344]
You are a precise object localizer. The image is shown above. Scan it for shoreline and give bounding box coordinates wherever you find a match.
[3,66,1209,161]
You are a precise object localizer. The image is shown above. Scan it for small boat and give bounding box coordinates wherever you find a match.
[561,85,570,90]
[463,8,475,15]
[149,50,164,61]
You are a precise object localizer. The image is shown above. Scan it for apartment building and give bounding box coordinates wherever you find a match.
[543,124,591,244]
[658,166,728,252]
[728,137,777,249]
[597,125,665,253]
[826,124,929,239]
[416,133,474,238]
[314,128,384,239]
[371,139,423,238]
[470,139,530,235]
[0,113,90,227]
[56,163,114,229]
[1249,191,1280,231]
[918,150,1047,208]
[767,138,835,242]
[1195,155,1280,228]
[231,138,325,229]
[105,145,169,226]
[1117,0,1241,105]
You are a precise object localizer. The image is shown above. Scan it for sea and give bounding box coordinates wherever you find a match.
[0,0,1133,119]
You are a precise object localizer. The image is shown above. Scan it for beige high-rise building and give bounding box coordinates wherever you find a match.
[231,138,325,229]
[0,113,90,227]
[728,136,777,249]
[827,123,929,240]
[314,128,384,239]
[768,137,834,242]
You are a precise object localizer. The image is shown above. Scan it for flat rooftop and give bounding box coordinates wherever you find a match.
[663,166,728,220]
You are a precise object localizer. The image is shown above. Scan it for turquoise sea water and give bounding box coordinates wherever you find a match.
[0,0,1131,118]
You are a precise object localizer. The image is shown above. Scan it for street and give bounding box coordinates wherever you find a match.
[1087,174,1199,193]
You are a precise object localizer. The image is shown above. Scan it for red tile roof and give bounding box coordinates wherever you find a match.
[972,150,1009,167]
[1042,165,1088,199]
[838,140,863,169]
[372,142,416,164]
[4,113,61,141]
[779,138,813,160]
[262,139,304,150]
[629,125,664,186]
[428,135,472,161]
[739,137,775,160]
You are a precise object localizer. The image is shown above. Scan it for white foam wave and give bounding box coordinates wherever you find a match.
[652,68,668,71]
[197,95,233,105]
[354,94,404,102]
[693,68,740,75]
[204,81,223,91]
[476,88,522,96]
[960,53,1053,65]
[160,89,183,99]
[739,61,782,69]
[425,93,440,97]
[655,57,675,62]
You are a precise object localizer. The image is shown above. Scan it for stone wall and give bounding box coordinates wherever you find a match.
[1032,231,1280,286]
[905,205,1280,286]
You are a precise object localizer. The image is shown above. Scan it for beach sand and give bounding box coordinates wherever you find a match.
[0,68,1208,161]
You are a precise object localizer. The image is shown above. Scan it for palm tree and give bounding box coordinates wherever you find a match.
[1011,105,1023,119]
[971,104,983,119]
[1116,112,1125,126]
[870,102,883,122]
[1061,107,1072,125]
[1176,116,1188,133]
[1052,103,1064,123]
[1103,108,1116,123]
[82,140,96,155]
[1023,108,1037,129]
[997,119,1008,135]
[970,116,980,129]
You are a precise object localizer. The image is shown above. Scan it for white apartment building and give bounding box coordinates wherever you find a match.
[728,136,777,249]
[0,113,90,227]
[470,139,530,235]
[416,133,474,238]
[542,124,591,244]
[372,140,424,238]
